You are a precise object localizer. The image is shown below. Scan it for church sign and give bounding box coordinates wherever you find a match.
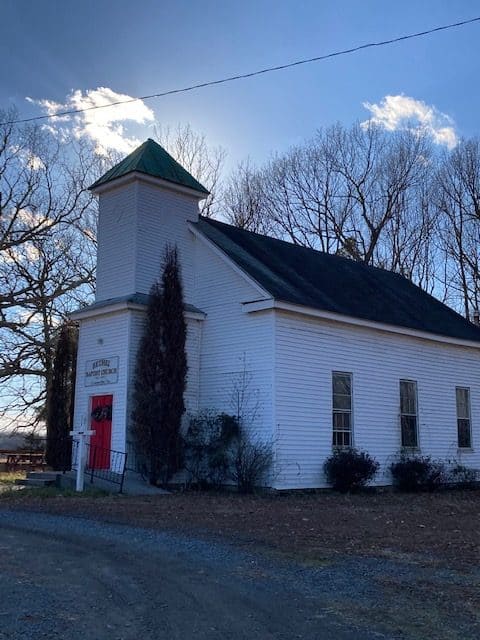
[85,357,119,387]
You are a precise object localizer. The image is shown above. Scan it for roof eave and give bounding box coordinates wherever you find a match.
[188,221,271,298]
[71,298,206,321]
[89,170,210,199]
[242,299,480,349]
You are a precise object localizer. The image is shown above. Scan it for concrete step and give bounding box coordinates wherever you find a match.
[15,478,56,487]
[27,471,62,481]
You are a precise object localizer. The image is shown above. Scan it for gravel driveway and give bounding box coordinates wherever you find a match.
[0,509,391,640]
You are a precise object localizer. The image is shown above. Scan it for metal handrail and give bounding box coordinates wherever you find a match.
[83,442,128,493]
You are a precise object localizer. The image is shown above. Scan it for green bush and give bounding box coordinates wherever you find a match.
[324,448,379,493]
[390,455,446,492]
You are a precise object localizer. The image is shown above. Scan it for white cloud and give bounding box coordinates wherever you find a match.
[27,87,155,155]
[9,144,45,171]
[362,95,458,149]
[26,96,69,121]
[27,154,44,170]
[16,208,53,229]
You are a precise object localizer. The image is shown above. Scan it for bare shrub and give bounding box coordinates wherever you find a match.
[183,411,239,489]
[230,431,273,494]
[448,464,477,489]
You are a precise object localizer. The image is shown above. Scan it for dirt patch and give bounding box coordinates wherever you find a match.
[3,489,479,567]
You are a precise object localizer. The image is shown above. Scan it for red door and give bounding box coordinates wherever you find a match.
[89,395,112,469]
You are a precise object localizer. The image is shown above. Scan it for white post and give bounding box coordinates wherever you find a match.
[69,428,95,492]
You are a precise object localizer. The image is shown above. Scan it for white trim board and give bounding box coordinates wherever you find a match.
[91,171,208,201]
[242,299,480,350]
[71,300,206,322]
[188,222,272,300]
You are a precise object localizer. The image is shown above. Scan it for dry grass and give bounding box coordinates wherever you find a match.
[3,488,479,567]
[0,471,25,485]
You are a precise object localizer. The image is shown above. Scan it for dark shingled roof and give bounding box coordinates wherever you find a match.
[90,139,210,195]
[195,216,480,343]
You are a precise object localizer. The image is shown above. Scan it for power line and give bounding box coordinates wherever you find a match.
[2,15,480,127]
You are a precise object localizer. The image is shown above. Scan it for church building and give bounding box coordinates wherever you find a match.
[72,139,480,489]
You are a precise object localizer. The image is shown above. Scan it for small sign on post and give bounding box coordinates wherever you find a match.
[69,428,95,492]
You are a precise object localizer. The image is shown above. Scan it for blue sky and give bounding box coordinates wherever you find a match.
[1,0,480,166]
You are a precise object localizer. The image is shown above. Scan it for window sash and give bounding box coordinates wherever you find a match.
[401,415,418,448]
[457,419,471,448]
[400,380,418,448]
[332,372,352,447]
[400,380,417,416]
[456,387,472,448]
[333,429,351,448]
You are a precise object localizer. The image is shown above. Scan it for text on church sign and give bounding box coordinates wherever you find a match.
[85,357,119,387]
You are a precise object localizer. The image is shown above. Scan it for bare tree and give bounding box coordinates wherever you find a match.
[435,139,480,318]
[225,122,436,288]
[0,108,101,429]
[261,133,355,253]
[154,123,226,217]
[320,123,431,265]
[225,140,354,251]
[1,115,222,430]
[224,159,271,234]
[377,166,438,292]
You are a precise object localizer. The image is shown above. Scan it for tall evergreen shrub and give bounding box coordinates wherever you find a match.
[132,245,187,485]
[46,322,78,469]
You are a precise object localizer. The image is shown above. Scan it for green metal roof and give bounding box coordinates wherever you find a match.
[89,138,210,195]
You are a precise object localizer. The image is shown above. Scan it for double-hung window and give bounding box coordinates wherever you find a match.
[332,372,352,447]
[456,387,472,449]
[400,380,418,448]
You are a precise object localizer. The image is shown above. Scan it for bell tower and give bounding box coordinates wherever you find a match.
[90,138,209,304]
[71,140,207,462]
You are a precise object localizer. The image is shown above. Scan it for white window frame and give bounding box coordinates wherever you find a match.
[332,371,353,448]
[399,379,419,449]
[456,386,472,449]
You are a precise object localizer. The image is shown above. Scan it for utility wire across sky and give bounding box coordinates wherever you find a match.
[2,15,480,127]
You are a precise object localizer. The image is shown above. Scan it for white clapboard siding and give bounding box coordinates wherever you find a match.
[95,179,199,304]
[85,156,480,491]
[192,235,275,442]
[95,182,137,302]
[73,311,131,453]
[273,311,480,489]
[135,182,199,303]
[74,308,203,458]
[127,309,203,417]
